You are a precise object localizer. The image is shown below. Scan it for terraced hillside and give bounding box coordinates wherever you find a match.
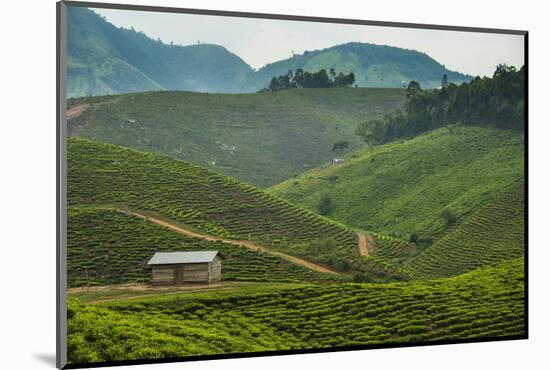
[67,258,524,364]
[68,138,359,272]
[371,233,417,263]
[68,207,340,288]
[270,126,524,245]
[406,180,525,278]
[68,88,405,187]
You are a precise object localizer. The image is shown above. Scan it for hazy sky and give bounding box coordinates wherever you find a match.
[94,7,524,77]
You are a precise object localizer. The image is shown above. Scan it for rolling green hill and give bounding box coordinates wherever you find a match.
[251,42,471,90]
[67,258,524,364]
[67,7,471,97]
[68,207,338,287]
[68,137,361,273]
[68,88,405,187]
[405,180,525,278]
[269,126,525,248]
[67,7,254,97]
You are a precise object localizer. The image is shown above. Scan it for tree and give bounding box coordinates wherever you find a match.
[354,64,525,147]
[293,68,304,87]
[441,208,457,225]
[493,63,516,78]
[348,72,356,86]
[332,140,349,151]
[314,69,330,88]
[406,80,422,98]
[269,68,355,90]
[441,74,449,88]
[269,77,280,91]
[355,118,386,149]
[317,196,334,216]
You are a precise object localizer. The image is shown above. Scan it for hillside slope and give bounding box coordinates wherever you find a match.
[269,126,525,245]
[405,180,525,278]
[68,207,338,287]
[250,42,471,90]
[68,138,361,272]
[67,7,253,97]
[68,88,405,187]
[67,258,524,364]
[67,7,471,96]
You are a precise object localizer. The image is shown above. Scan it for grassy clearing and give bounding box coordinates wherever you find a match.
[67,258,524,364]
[68,88,405,187]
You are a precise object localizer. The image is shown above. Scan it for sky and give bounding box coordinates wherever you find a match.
[94,7,524,77]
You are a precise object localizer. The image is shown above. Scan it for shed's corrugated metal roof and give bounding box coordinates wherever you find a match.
[147,251,219,265]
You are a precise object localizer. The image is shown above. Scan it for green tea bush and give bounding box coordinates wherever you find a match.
[68,138,359,273]
[67,259,524,364]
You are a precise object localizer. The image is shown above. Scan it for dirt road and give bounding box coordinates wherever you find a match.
[125,210,341,275]
[356,231,378,257]
[66,104,89,120]
[356,231,369,256]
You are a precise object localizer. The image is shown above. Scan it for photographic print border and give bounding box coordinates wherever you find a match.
[56,1,529,368]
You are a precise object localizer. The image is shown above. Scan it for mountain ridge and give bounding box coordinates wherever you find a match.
[68,6,472,97]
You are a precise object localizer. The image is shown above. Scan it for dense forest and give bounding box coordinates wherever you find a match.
[356,64,525,145]
[266,68,356,91]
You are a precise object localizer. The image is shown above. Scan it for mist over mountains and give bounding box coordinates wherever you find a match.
[67,7,471,97]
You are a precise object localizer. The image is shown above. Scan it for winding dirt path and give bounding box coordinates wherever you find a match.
[125,210,341,275]
[66,104,89,120]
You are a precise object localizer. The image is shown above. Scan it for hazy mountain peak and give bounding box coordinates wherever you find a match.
[67,6,471,97]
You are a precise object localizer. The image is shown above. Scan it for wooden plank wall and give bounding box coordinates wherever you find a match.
[182,263,209,283]
[151,259,222,285]
[151,267,175,285]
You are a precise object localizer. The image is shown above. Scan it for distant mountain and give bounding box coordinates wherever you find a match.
[250,43,472,90]
[67,6,472,97]
[67,7,254,97]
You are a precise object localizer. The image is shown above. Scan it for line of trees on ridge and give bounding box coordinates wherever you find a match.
[356,64,525,146]
[266,68,356,91]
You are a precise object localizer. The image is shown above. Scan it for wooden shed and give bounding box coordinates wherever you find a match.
[147,251,222,286]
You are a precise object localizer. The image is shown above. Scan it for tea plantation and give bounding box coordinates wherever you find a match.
[406,180,525,278]
[68,207,341,287]
[372,233,417,262]
[68,138,358,272]
[270,126,524,246]
[67,258,524,364]
[68,88,405,187]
